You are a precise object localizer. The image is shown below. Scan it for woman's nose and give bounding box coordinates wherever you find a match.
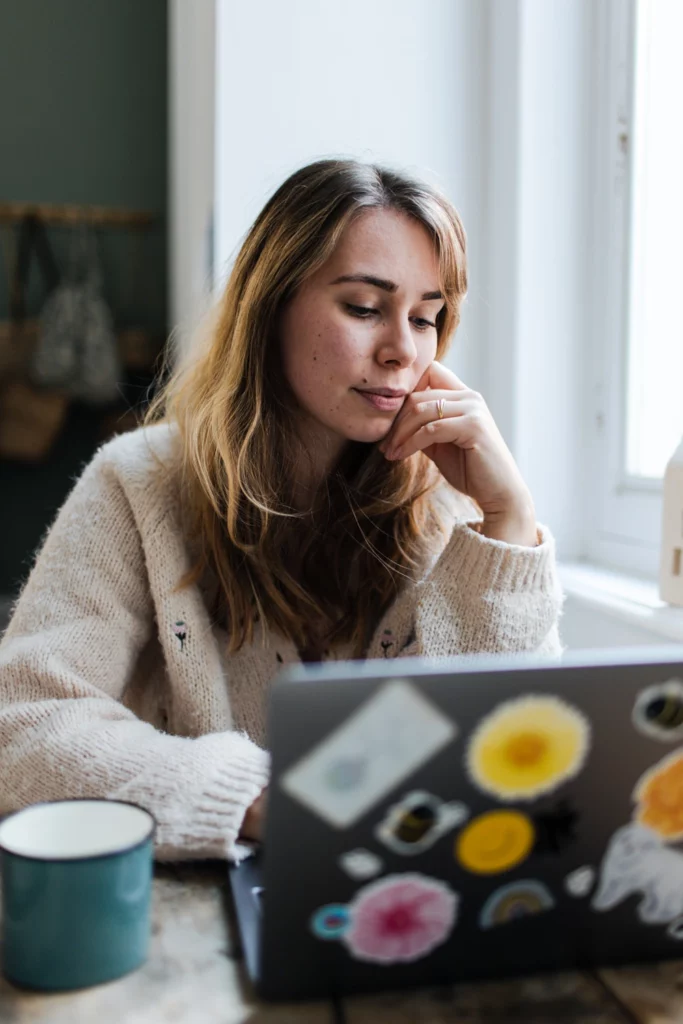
[376,317,418,368]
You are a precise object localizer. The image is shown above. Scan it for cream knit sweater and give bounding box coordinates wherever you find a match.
[0,423,565,861]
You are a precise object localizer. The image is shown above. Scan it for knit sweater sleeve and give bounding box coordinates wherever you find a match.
[366,519,566,661]
[0,448,269,862]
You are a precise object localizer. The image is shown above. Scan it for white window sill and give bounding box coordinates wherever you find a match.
[558,561,683,644]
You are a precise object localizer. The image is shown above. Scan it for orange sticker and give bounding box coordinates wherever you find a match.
[634,749,683,840]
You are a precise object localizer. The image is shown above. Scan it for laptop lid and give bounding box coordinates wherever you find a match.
[256,645,683,1001]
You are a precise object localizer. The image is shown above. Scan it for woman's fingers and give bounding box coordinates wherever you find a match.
[381,392,476,455]
[385,414,475,461]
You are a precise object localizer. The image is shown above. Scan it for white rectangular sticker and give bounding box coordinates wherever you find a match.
[280,679,456,828]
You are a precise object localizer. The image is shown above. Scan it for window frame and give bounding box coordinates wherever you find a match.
[583,0,663,579]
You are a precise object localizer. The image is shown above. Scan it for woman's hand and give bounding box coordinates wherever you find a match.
[379,361,538,546]
[241,788,268,842]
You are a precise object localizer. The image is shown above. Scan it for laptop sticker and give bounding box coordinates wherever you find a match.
[479,879,555,929]
[310,904,351,940]
[455,810,535,875]
[633,748,683,839]
[632,679,683,741]
[532,798,579,855]
[375,791,469,855]
[465,695,591,802]
[564,866,596,898]
[344,873,458,964]
[667,916,683,940]
[592,822,683,924]
[338,848,384,881]
[280,679,456,828]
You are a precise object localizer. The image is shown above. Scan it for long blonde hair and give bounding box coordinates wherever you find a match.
[145,159,468,656]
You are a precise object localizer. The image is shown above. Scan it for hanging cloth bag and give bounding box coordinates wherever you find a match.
[0,213,69,462]
[32,222,121,404]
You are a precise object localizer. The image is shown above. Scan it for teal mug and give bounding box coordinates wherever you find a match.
[0,799,156,991]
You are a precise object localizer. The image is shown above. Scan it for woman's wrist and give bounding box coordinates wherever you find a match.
[240,788,268,841]
[478,510,538,547]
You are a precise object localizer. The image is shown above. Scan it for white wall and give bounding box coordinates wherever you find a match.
[214,0,489,391]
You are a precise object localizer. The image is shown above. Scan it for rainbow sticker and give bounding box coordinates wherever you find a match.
[455,810,535,875]
[466,695,590,802]
[633,748,683,840]
[479,880,554,929]
[633,680,683,742]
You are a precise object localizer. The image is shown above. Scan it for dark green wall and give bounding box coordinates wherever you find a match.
[0,0,168,330]
[0,0,168,596]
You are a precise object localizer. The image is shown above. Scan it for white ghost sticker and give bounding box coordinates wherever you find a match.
[592,823,683,924]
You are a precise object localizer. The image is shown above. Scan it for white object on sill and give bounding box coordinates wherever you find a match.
[558,562,683,645]
[660,436,683,607]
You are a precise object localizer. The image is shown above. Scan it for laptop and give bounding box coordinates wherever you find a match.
[230,643,683,1002]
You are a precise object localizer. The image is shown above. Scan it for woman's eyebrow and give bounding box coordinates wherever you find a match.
[330,273,443,301]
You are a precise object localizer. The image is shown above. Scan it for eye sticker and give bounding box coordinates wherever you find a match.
[338,848,383,881]
[465,695,591,802]
[280,679,456,828]
[633,680,683,741]
[375,791,469,855]
[479,880,554,929]
[633,748,683,840]
[592,822,683,924]
[310,904,351,940]
[564,866,596,898]
[667,916,683,941]
[455,810,535,875]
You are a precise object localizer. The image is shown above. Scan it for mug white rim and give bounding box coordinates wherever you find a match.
[0,799,156,862]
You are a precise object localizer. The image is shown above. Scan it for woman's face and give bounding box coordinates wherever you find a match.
[279,207,445,449]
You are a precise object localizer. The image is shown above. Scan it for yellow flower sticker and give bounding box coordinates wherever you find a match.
[456,810,535,875]
[634,749,683,840]
[466,696,590,801]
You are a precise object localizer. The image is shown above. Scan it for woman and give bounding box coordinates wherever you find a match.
[0,159,564,861]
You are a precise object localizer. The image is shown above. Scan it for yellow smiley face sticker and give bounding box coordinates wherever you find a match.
[455,810,535,875]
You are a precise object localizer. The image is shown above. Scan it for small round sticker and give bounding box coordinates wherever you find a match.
[564,866,595,898]
[310,903,351,940]
[455,810,535,875]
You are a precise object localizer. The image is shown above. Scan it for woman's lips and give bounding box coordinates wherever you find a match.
[353,389,405,412]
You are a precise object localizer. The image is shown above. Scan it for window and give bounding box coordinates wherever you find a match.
[585,0,683,578]
[625,0,683,480]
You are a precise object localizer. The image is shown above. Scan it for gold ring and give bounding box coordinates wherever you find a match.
[437,398,445,419]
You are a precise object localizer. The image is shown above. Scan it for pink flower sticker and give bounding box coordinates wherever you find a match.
[343,873,458,964]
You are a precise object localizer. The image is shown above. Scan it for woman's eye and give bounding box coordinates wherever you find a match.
[345,304,435,330]
[345,304,377,318]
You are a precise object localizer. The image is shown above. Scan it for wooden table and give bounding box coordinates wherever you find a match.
[0,862,681,1023]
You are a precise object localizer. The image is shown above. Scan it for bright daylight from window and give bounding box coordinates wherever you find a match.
[626,0,683,480]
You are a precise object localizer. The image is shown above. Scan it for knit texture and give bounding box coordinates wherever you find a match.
[0,423,565,861]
